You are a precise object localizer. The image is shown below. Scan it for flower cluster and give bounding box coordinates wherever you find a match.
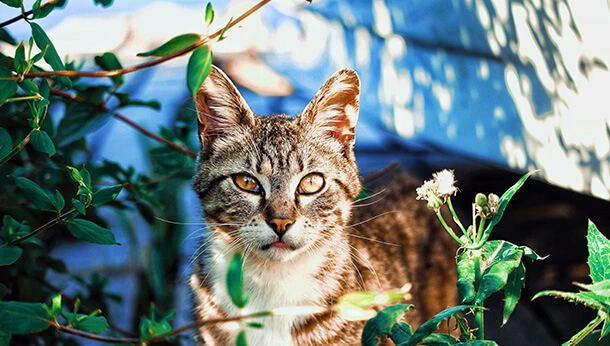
[475,193,500,219]
[416,169,458,212]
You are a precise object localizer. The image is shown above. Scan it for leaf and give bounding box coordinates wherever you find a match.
[30,129,56,157]
[420,333,460,345]
[218,17,233,42]
[30,22,71,88]
[138,305,174,342]
[226,252,250,309]
[65,218,119,245]
[62,311,109,334]
[502,262,525,325]
[574,280,610,298]
[481,171,535,241]
[405,305,474,346]
[205,2,215,26]
[114,92,161,110]
[94,52,123,87]
[0,66,18,103]
[0,28,17,45]
[0,245,22,266]
[14,42,26,74]
[0,128,12,161]
[56,106,114,147]
[12,176,61,212]
[454,341,499,346]
[19,79,39,95]
[587,220,610,283]
[186,44,212,98]
[457,250,476,304]
[236,329,248,346]
[389,322,413,344]
[0,330,9,346]
[94,0,113,8]
[137,33,200,58]
[473,241,523,305]
[0,0,21,8]
[91,184,123,207]
[32,0,55,19]
[361,304,413,346]
[533,290,610,313]
[0,301,52,334]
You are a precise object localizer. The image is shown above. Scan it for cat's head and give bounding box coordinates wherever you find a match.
[192,66,361,262]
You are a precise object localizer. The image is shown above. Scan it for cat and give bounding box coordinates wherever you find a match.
[190,65,458,345]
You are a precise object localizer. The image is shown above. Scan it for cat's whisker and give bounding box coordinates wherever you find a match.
[348,244,381,290]
[154,215,206,226]
[346,233,401,247]
[345,211,399,229]
[351,188,387,206]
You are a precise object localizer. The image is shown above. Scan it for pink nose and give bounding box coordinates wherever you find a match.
[266,218,293,236]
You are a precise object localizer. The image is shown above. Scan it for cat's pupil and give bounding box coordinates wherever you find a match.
[298,173,325,194]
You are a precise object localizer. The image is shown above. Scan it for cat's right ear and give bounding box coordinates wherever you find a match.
[195,65,255,147]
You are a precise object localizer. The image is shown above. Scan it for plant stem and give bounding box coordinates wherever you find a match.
[8,208,76,245]
[435,212,467,246]
[0,129,33,166]
[0,0,59,28]
[446,197,466,236]
[473,250,484,340]
[566,314,604,345]
[476,217,487,245]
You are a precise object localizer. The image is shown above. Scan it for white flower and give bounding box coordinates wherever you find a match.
[433,169,457,198]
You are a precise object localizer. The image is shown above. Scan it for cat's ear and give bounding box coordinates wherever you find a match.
[300,69,360,144]
[195,65,255,146]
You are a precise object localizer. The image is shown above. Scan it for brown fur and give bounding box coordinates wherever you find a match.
[191,65,457,345]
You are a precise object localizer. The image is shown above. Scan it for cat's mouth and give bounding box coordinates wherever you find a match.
[261,241,295,251]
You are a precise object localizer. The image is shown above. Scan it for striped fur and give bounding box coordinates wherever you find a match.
[191,66,457,345]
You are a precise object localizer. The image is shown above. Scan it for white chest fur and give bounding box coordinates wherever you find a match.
[206,241,333,346]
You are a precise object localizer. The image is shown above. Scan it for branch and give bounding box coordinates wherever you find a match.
[8,208,77,245]
[0,0,60,28]
[16,0,271,80]
[49,88,197,159]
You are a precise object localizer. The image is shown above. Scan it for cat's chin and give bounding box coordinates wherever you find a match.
[257,242,304,262]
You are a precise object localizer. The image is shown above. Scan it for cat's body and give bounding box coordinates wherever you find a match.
[191,66,457,345]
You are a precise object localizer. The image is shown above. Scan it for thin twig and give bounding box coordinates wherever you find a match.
[49,88,197,159]
[8,208,76,245]
[15,0,271,80]
[0,0,60,28]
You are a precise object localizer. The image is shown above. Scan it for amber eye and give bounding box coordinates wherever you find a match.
[298,173,325,195]
[233,173,262,194]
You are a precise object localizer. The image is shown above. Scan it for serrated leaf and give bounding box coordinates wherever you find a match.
[533,290,610,313]
[205,3,215,26]
[94,52,123,87]
[65,218,118,245]
[226,253,250,308]
[0,245,22,266]
[91,184,123,207]
[587,220,610,283]
[473,241,523,305]
[30,22,71,88]
[457,251,476,304]
[0,0,21,8]
[12,176,59,212]
[186,45,212,98]
[406,305,474,346]
[0,66,18,103]
[62,311,109,333]
[236,329,248,346]
[503,262,525,325]
[361,304,413,346]
[0,128,12,161]
[137,33,200,58]
[0,301,52,334]
[481,171,534,241]
[30,129,56,157]
[574,280,610,298]
[420,332,460,345]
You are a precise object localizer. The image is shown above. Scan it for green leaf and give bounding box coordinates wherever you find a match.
[30,129,56,157]
[0,128,13,161]
[205,2,215,26]
[94,0,113,8]
[0,330,9,346]
[389,322,413,344]
[32,0,55,19]
[1,215,31,243]
[139,305,173,342]
[481,171,535,242]
[574,280,610,298]
[502,262,525,325]
[533,290,610,313]
[91,184,123,207]
[0,245,22,266]
[14,42,26,74]
[12,176,60,212]
[19,79,39,95]
[0,66,18,103]
[56,106,113,147]
[218,17,233,42]
[137,33,200,58]
[456,251,476,303]
[30,23,70,89]
[474,241,523,305]
[0,284,9,300]
[236,329,248,346]
[245,322,264,329]
[406,305,474,346]
[62,311,109,334]
[186,45,212,99]
[72,198,86,215]
[420,332,460,345]
[361,304,413,346]
[94,52,123,87]
[0,301,52,334]
[114,92,161,110]
[0,0,21,8]
[65,218,119,245]
[226,253,250,309]
[587,220,610,283]
[454,341,499,346]
[0,28,17,45]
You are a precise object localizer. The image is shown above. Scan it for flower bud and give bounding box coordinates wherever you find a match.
[475,193,487,207]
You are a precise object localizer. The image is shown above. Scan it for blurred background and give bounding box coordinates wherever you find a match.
[1,0,610,344]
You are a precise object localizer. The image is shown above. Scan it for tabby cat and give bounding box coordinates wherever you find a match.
[190,65,457,345]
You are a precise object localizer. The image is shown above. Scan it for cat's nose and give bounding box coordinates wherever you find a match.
[266,218,293,236]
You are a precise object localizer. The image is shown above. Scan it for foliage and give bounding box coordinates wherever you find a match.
[534,220,610,345]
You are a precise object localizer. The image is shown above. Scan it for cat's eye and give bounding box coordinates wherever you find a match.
[233,173,262,194]
[298,173,325,195]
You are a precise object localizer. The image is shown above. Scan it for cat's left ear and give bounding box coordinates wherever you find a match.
[300,68,360,144]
